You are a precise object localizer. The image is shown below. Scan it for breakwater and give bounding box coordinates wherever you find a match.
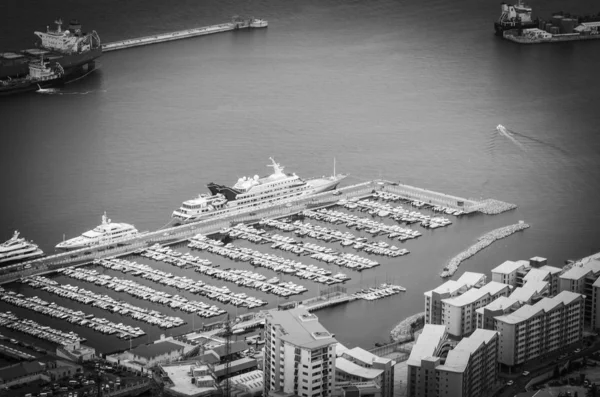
[440,221,530,278]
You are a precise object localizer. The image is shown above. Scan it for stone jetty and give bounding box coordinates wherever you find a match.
[441,222,530,278]
[477,199,518,215]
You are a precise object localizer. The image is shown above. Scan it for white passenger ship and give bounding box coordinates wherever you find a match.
[0,231,44,264]
[172,158,347,224]
[56,212,139,250]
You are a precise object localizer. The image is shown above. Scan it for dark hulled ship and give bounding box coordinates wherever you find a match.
[0,19,102,79]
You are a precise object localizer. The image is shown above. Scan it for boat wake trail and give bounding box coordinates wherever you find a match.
[496,124,527,151]
[502,126,570,156]
[58,90,107,95]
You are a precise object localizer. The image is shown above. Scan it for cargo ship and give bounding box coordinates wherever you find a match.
[494,1,539,36]
[172,158,347,224]
[0,55,64,95]
[0,19,102,80]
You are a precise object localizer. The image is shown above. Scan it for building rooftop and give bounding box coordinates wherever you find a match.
[266,308,337,349]
[336,357,384,379]
[475,296,520,315]
[562,259,600,280]
[210,341,249,359]
[439,329,498,373]
[522,280,549,294]
[335,342,349,357]
[491,260,528,275]
[495,291,583,324]
[442,281,510,307]
[539,265,562,275]
[407,324,447,366]
[509,287,537,304]
[456,272,487,287]
[161,362,217,397]
[213,357,257,378]
[0,361,46,383]
[343,347,391,366]
[424,280,465,298]
[523,268,550,282]
[131,341,183,360]
[228,369,263,394]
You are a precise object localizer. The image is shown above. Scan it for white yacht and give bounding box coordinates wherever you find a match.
[56,212,139,250]
[0,231,44,264]
[172,158,347,223]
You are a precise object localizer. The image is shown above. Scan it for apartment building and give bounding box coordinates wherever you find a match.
[492,257,561,296]
[476,296,521,330]
[407,325,498,397]
[560,259,600,328]
[264,308,337,397]
[424,272,487,325]
[335,347,394,397]
[494,291,584,367]
[441,281,512,337]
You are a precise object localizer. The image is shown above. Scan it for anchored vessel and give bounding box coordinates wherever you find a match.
[0,19,102,80]
[0,55,64,95]
[494,1,539,36]
[172,158,347,224]
[56,212,139,250]
[0,231,44,265]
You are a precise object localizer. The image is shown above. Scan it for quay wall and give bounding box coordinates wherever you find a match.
[379,182,482,213]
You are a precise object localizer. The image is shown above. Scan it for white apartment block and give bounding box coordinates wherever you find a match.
[560,259,600,328]
[441,281,512,337]
[407,325,498,397]
[264,307,337,397]
[424,272,487,325]
[494,291,584,366]
[476,296,521,330]
[335,347,395,397]
[492,257,561,296]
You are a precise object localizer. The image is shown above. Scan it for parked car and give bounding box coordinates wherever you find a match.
[523,371,530,376]
[507,380,514,386]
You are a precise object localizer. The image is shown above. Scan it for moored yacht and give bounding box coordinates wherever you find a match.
[172,158,347,224]
[56,212,139,250]
[0,231,44,265]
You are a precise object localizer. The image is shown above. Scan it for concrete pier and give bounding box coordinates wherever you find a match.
[102,17,266,52]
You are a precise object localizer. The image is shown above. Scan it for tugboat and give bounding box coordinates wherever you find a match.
[0,55,64,95]
[494,1,539,36]
[0,18,101,79]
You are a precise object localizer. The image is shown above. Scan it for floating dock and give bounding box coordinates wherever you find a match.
[102,17,267,52]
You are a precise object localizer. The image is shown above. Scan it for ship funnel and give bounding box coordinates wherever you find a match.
[69,19,82,34]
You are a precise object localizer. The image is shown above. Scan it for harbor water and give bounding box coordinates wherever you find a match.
[1,0,600,352]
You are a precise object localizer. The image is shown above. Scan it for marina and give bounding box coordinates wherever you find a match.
[0,311,84,346]
[102,16,268,52]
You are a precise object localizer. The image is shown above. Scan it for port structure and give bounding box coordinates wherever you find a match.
[102,16,266,52]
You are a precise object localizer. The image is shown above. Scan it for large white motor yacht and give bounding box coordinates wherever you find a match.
[56,212,139,250]
[172,158,347,223]
[0,231,44,264]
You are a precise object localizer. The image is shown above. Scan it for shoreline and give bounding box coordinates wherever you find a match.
[390,311,425,342]
[440,222,531,278]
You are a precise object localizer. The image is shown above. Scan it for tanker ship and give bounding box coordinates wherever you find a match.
[0,19,102,79]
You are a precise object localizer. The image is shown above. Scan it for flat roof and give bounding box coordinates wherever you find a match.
[407,324,446,366]
[266,308,337,349]
[439,329,498,373]
[228,369,263,393]
[442,281,510,307]
[523,268,550,282]
[522,280,548,294]
[162,363,217,396]
[343,347,390,366]
[131,341,183,360]
[336,357,384,379]
[210,340,249,358]
[213,357,257,377]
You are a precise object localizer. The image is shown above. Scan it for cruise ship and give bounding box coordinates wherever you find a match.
[0,231,44,265]
[56,212,139,250]
[172,158,347,224]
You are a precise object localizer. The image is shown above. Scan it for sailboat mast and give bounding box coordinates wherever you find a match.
[334,158,336,177]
